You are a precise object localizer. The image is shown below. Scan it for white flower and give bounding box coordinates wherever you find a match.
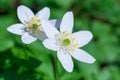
[7,5,57,44]
[42,12,96,72]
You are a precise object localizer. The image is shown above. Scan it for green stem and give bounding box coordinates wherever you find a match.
[23,44,29,60]
[51,54,60,80]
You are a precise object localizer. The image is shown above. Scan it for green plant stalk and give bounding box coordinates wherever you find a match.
[50,53,60,80]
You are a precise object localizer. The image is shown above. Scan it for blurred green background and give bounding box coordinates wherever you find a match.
[0,0,120,80]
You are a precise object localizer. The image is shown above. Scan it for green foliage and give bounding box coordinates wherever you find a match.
[0,0,119,80]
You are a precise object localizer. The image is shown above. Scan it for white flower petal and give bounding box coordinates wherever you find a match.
[49,19,61,28]
[36,31,48,41]
[49,19,57,26]
[36,7,50,20]
[17,5,34,24]
[73,31,93,47]
[41,20,59,39]
[71,49,95,64]
[57,50,73,72]
[60,12,73,33]
[22,33,37,44]
[7,24,25,35]
[43,39,58,51]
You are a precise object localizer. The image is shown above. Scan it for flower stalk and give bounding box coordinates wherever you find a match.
[50,53,60,80]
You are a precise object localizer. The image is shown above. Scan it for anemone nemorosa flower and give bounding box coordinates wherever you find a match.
[7,5,57,44]
[42,12,96,72]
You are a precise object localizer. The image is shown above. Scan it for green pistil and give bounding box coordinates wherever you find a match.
[32,24,38,29]
[63,38,70,46]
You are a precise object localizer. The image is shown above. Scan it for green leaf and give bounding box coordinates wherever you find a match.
[97,68,111,80]
[54,0,74,9]
[61,71,82,80]
[91,21,111,37]
[0,39,14,52]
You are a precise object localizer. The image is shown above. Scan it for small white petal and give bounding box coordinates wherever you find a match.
[43,39,58,51]
[60,12,73,33]
[22,33,37,44]
[7,24,25,35]
[36,31,48,41]
[49,19,61,28]
[41,20,59,39]
[49,19,57,26]
[72,31,93,47]
[71,49,95,64]
[36,7,50,20]
[57,50,73,72]
[17,5,34,24]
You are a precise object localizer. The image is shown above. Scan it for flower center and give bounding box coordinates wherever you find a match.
[63,38,70,46]
[56,31,79,53]
[25,17,42,35]
[32,24,38,29]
